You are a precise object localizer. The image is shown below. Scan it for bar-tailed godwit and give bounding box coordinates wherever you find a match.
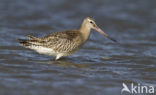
[19,17,117,60]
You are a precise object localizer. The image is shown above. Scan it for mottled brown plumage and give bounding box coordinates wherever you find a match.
[19,17,117,60]
[42,30,84,52]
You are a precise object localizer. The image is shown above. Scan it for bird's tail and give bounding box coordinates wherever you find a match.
[27,35,39,40]
[18,35,40,46]
[18,38,45,47]
[18,39,33,47]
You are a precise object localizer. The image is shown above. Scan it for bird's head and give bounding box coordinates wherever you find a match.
[83,17,117,42]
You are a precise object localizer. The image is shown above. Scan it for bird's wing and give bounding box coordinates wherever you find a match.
[43,30,80,41]
[40,30,83,52]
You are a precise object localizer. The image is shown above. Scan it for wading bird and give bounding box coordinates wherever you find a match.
[19,17,117,60]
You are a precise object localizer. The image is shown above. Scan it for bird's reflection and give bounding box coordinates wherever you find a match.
[49,58,89,68]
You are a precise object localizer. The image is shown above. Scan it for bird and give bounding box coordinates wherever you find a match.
[19,17,117,60]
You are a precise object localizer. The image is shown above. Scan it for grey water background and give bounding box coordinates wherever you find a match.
[0,0,156,95]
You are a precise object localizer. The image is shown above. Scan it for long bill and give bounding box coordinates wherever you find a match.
[95,27,117,42]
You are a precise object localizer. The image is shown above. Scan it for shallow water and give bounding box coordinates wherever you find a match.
[0,0,156,95]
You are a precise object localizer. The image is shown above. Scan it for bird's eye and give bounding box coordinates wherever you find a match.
[90,21,93,24]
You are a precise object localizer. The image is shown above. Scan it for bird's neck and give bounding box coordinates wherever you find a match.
[79,22,91,42]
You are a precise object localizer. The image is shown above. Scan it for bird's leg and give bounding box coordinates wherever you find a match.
[55,54,63,60]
